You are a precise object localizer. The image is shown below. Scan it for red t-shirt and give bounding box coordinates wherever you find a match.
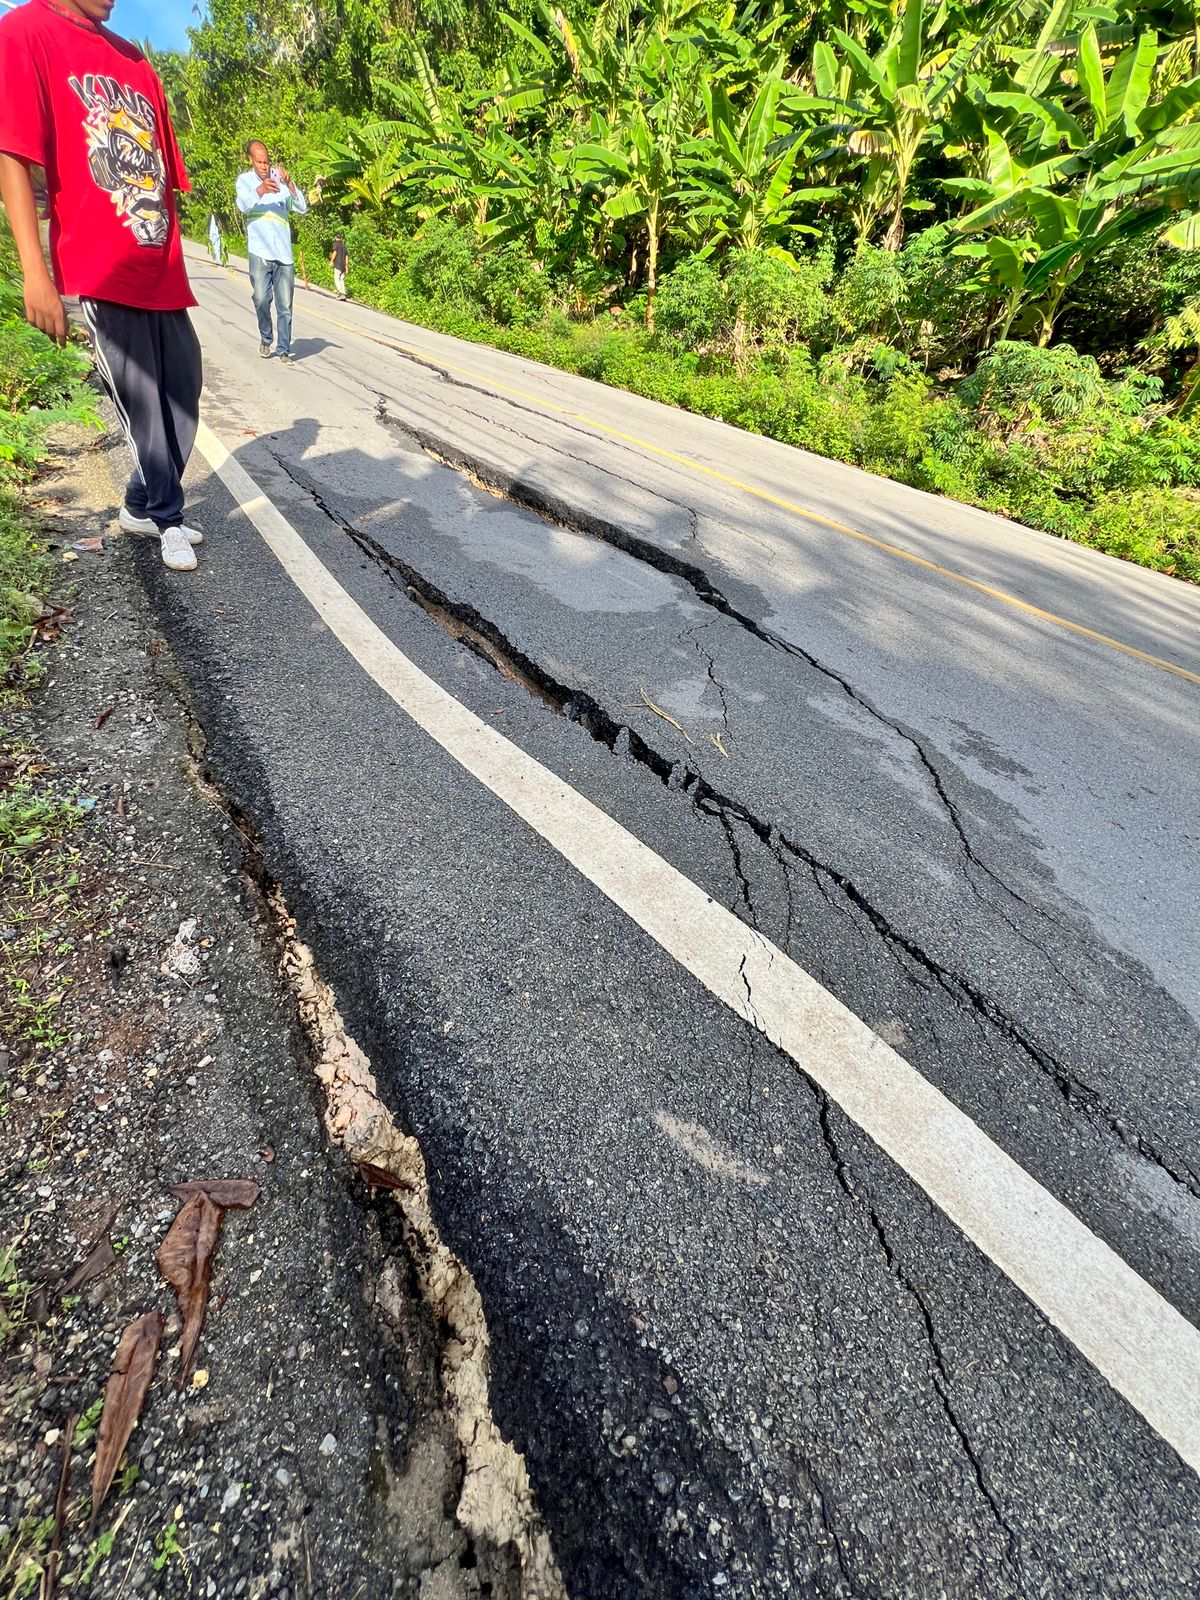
[0,0,195,310]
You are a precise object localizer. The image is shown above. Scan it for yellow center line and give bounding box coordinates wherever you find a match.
[218,264,1200,689]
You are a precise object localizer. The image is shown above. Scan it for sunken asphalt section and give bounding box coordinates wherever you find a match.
[113,257,1200,1598]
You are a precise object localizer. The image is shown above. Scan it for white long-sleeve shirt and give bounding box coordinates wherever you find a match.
[235,168,308,264]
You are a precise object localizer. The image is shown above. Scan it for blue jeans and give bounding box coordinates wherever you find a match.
[248,254,295,355]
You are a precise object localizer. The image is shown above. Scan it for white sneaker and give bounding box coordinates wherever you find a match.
[159,527,197,572]
[119,506,203,545]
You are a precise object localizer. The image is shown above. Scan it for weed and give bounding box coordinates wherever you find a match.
[0,1512,56,1598]
[75,1395,104,1444]
[151,1520,185,1573]
[1,778,86,1053]
[78,1526,117,1584]
[0,1242,33,1346]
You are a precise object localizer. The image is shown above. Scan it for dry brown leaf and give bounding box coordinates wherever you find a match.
[167,1179,260,1209]
[61,1235,116,1296]
[46,1413,77,1600]
[156,1193,222,1383]
[91,1312,161,1527]
[358,1161,408,1192]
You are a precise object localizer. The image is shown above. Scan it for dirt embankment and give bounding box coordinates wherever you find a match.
[0,431,563,1600]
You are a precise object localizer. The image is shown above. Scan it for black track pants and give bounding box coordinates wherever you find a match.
[80,299,202,530]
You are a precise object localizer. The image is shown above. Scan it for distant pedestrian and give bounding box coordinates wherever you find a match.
[235,139,307,364]
[329,233,349,301]
[207,211,224,265]
[0,0,204,573]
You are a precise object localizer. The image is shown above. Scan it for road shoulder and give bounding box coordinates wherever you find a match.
[0,430,555,1599]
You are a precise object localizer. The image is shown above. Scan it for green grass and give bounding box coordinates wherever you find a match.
[0,782,85,1056]
[0,489,51,690]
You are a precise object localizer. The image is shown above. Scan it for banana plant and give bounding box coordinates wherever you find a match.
[316,122,422,218]
[806,0,1010,249]
[562,33,704,328]
[676,71,837,255]
[953,25,1200,344]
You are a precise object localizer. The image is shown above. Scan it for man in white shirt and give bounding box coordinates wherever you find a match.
[235,140,308,365]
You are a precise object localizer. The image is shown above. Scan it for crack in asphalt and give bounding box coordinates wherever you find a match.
[683,620,733,740]
[813,1095,1027,1592]
[258,442,1200,1200]
[375,403,1011,867]
[374,394,1112,1011]
[377,353,709,538]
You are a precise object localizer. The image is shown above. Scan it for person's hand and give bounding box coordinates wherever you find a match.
[275,165,292,187]
[24,273,68,345]
[257,178,279,196]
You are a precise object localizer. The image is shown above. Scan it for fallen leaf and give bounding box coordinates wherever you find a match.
[61,1235,117,1295]
[156,1193,222,1383]
[60,551,78,564]
[71,537,105,554]
[167,1179,260,1209]
[46,1413,76,1600]
[31,603,74,644]
[91,1312,162,1527]
[358,1161,408,1192]
[191,1368,209,1390]
[94,703,116,729]
[258,1145,275,1164]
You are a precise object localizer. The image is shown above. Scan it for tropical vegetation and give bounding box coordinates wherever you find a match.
[159,0,1200,580]
[0,222,96,684]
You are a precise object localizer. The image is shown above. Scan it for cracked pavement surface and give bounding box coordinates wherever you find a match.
[131,247,1200,1597]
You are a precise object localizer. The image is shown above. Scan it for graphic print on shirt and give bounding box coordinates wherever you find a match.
[69,74,167,247]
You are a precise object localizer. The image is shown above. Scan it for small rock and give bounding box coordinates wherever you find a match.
[275,1468,290,1487]
[653,1471,675,1497]
[319,1434,337,1457]
[220,1482,241,1513]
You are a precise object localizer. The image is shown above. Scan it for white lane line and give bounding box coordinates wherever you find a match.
[196,418,1200,1475]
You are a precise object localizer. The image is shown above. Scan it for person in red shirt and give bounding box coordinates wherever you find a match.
[0,0,204,571]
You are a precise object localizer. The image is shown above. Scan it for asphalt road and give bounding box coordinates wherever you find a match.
[135,245,1200,1597]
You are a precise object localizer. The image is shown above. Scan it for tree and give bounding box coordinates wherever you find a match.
[952,24,1200,343]
[563,32,705,328]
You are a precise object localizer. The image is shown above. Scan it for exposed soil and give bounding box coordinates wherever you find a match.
[0,431,560,1599]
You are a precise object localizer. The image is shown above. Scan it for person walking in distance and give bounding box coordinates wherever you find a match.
[0,0,204,572]
[235,140,307,364]
[329,232,349,301]
[207,210,225,266]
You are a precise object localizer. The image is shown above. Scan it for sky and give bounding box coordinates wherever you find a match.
[114,0,199,51]
[0,0,203,50]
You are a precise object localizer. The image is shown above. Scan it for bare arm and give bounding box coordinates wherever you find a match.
[0,152,66,344]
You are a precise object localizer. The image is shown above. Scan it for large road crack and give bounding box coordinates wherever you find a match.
[815,1096,1027,1593]
[375,393,1126,1014]
[374,400,1029,904]
[260,442,1200,1199]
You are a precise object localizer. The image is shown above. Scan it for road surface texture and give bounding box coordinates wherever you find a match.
[131,246,1200,1597]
